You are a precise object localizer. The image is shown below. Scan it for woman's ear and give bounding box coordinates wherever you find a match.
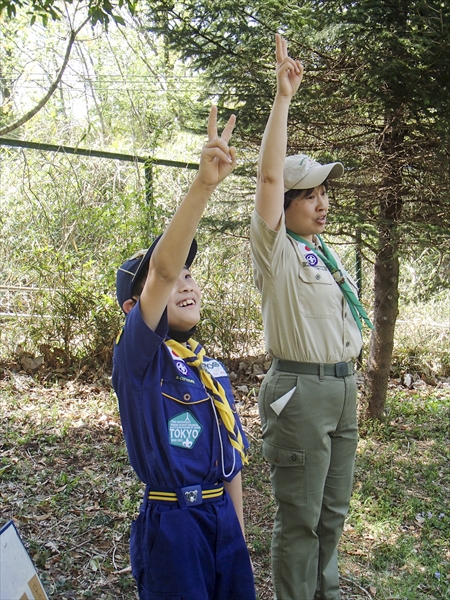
[122,298,136,314]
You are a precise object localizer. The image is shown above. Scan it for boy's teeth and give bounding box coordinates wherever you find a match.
[179,299,194,307]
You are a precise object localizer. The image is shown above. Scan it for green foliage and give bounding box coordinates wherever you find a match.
[0,0,137,27]
[391,289,450,378]
[142,0,450,251]
[0,147,151,367]
[139,0,450,419]
[1,3,450,378]
[196,241,263,359]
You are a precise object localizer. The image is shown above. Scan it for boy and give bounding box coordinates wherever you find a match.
[112,106,255,600]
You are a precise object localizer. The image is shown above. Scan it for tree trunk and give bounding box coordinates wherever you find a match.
[364,229,399,418]
[364,121,404,419]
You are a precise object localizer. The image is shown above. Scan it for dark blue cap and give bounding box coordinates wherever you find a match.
[115,235,197,311]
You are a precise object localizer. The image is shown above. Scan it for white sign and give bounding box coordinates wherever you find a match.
[0,520,49,600]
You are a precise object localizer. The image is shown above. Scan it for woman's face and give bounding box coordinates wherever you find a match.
[284,184,329,242]
[166,268,202,331]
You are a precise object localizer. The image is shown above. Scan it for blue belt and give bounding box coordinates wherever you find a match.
[147,484,224,509]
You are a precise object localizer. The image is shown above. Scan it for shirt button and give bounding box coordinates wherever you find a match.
[345,341,350,347]
[183,393,191,401]
[315,274,321,280]
[345,312,348,318]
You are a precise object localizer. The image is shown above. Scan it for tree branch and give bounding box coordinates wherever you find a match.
[0,17,89,136]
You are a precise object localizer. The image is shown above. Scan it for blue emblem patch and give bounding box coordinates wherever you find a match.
[175,360,188,376]
[305,253,319,266]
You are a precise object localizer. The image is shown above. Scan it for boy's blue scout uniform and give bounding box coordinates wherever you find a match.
[113,302,255,600]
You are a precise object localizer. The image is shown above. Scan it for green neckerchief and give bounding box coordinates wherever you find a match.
[286,229,374,332]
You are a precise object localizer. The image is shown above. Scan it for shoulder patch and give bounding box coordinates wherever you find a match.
[203,359,227,379]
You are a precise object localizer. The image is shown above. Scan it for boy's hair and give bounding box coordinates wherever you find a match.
[283,179,329,211]
[131,267,148,298]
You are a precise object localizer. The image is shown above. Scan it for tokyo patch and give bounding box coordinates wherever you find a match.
[168,411,202,449]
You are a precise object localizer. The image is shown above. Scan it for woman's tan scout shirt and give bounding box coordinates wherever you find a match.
[250,209,362,364]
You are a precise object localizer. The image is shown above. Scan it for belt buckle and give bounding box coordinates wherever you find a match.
[179,484,202,509]
[335,362,348,377]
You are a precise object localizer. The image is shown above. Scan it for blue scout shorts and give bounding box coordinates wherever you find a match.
[130,490,255,600]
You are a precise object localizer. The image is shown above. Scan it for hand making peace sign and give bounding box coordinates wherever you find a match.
[197,105,237,189]
[275,33,304,99]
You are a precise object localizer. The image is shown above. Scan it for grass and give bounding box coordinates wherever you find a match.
[1,368,449,599]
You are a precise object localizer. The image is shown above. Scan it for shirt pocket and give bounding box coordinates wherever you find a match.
[161,378,209,406]
[298,267,337,318]
[160,379,211,455]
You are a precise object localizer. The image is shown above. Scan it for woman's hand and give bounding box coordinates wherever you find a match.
[275,33,304,99]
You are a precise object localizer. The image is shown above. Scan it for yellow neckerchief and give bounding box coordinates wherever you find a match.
[165,338,248,464]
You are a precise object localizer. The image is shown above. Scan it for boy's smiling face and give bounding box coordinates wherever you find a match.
[166,268,201,331]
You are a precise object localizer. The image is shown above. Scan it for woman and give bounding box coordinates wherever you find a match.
[250,35,371,600]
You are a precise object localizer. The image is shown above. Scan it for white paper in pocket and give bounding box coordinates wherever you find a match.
[270,387,296,416]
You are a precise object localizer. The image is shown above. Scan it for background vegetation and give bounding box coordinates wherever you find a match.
[1,2,449,598]
[1,3,449,385]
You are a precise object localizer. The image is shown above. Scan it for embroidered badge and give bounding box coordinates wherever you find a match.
[168,412,202,449]
[175,361,189,376]
[305,253,319,267]
[297,242,319,267]
[168,348,190,376]
[202,359,227,379]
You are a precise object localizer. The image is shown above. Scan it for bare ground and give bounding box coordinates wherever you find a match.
[2,355,448,599]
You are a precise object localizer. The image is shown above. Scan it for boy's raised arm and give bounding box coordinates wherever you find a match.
[139,106,236,331]
[255,34,303,230]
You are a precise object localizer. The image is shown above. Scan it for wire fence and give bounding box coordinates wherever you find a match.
[1,138,449,370]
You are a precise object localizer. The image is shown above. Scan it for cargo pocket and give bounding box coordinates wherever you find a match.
[262,440,307,506]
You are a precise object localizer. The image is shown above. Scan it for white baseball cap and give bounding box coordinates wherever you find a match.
[283,154,344,192]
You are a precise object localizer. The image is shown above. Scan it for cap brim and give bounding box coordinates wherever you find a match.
[133,236,198,290]
[288,162,344,191]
